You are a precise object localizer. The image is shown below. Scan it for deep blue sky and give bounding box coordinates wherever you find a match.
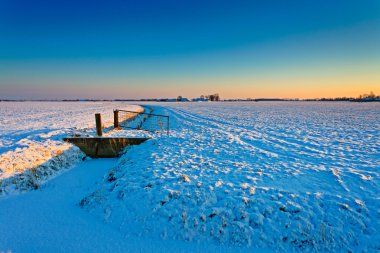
[1,0,379,99]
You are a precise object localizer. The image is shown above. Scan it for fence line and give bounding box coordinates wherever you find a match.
[115,109,169,134]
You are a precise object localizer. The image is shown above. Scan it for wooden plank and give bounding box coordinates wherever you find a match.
[63,137,149,158]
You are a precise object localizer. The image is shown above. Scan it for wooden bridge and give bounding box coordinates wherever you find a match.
[63,137,149,158]
[64,108,168,158]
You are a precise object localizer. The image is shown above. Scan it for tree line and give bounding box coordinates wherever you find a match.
[358,91,378,99]
[200,94,220,101]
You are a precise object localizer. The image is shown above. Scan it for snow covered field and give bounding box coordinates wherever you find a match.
[0,101,379,252]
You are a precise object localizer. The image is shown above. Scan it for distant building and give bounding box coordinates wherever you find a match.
[192,97,209,102]
[158,98,189,102]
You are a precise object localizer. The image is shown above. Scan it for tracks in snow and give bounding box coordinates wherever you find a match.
[162,105,379,198]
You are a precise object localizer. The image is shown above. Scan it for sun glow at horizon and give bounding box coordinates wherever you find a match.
[0,0,379,99]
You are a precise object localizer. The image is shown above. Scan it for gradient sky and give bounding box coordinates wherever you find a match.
[1,0,379,99]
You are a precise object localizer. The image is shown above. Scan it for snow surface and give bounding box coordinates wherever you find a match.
[82,102,380,252]
[0,158,250,253]
[1,101,379,252]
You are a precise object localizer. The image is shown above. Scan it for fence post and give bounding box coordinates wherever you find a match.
[167,117,170,135]
[114,110,119,129]
[95,113,102,136]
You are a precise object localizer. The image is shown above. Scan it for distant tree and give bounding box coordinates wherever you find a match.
[200,95,205,99]
[369,91,376,99]
[212,93,219,101]
[177,96,182,101]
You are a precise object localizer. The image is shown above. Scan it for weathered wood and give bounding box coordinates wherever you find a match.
[95,113,102,136]
[113,110,119,129]
[63,137,149,158]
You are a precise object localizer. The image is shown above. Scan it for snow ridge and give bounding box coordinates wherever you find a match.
[0,142,85,194]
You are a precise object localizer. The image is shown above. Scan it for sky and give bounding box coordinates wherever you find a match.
[0,0,379,99]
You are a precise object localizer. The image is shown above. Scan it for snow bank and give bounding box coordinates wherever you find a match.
[81,102,380,252]
[0,140,85,194]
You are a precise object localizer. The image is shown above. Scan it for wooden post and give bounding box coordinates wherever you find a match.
[114,110,119,129]
[95,113,102,136]
[167,117,170,135]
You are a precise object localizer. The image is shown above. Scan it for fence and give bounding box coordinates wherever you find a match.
[114,109,169,134]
